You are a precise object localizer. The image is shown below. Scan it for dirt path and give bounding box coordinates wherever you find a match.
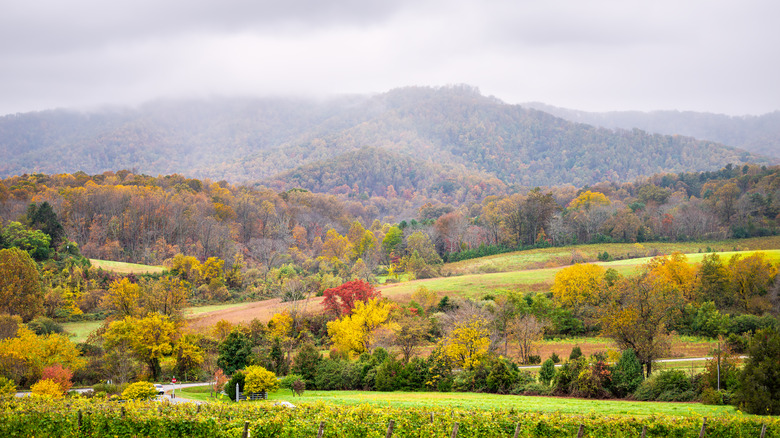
[187,296,326,330]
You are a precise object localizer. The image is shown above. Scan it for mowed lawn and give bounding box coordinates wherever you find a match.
[178,386,740,418]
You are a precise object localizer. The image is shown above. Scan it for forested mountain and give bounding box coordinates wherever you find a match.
[0,86,773,192]
[524,102,780,159]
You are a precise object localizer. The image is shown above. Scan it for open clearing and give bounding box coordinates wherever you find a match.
[89,259,166,275]
[178,387,739,417]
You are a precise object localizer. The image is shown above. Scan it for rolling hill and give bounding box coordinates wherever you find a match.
[0,86,772,192]
[524,102,780,159]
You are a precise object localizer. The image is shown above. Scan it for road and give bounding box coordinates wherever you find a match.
[16,381,211,403]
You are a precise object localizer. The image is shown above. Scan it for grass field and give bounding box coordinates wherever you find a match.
[89,259,167,275]
[441,236,780,277]
[177,386,739,417]
[380,247,780,300]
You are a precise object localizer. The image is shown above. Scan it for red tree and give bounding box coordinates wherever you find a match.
[40,364,73,394]
[322,280,380,316]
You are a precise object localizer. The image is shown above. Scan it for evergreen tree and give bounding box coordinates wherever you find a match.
[736,329,780,415]
[610,349,644,398]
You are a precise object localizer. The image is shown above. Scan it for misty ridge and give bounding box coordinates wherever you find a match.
[0,85,776,194]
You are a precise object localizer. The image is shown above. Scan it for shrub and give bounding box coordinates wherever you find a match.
[292,342,322,389]
[0,376,16,398]
[224,371,245,401]
[121,381,158,400]
[375,357,404,391]
[539,358,556,386]
[610,349,643,398]
[515,382,552,396]
[40,364,73,394]
[27,316,64,335]
[279,374,304,390]
[31,379,64,399]
[526,355,542,365]
[569,346,582,360]
[291,379,305,397]
[485,357,519,394]
[550,352,561,363]
[634,370,696,402]
[244,365,279,394]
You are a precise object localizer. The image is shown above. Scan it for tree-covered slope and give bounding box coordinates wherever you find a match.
[0,86,772,190]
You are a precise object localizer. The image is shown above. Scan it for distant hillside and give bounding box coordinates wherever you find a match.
[0,86,772,191]
[263,147,507,200]
[523,102,780,159]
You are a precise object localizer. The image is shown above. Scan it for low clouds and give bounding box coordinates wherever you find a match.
[1,0,778,115]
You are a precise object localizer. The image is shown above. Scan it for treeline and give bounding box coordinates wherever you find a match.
[0,164,777,325]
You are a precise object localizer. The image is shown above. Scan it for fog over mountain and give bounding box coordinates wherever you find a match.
[0,86,772,193]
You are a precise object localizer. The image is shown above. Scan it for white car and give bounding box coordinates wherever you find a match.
[155,384,165,395]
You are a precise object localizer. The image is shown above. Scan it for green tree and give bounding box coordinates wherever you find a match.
[217,330,253,375]
[610,349,643,398]
[382,226,404,258]
[539,358,556,386]
[736,329,780,415]
[0,248,44,321]
[26,202,64,247]
[292,342,322,389]
[1,222,51,261]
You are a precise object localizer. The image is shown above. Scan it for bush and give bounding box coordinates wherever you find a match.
[40,364,73,394]
[244,365,279,394]
[539,359,556,386]
[27,316,64,335]
[0,376,16,398]
[569,346,582,360]
[513,382,553,396]
[31,379,64,399]
[701,387,732,405]
[292,342,322,389]
[609,349,643,398]
[92,382,127,396]
[279,374,304,390]
[121,381,158,400]
[633,370,697,402]
[526,355,541,365]
[224,371,245,401]
[550,352,561,363]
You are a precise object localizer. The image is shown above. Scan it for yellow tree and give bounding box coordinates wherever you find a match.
[321,228,354,263]
[103,313,177,380]
[0,326,85,385]
[442,316,491,369]
[141,276,189,319]
[600,266,685,377]
[0,247,44,321]
[567,191,611,210]
[551,263,607,321]
[644,252,697,302]
[101,278,141,317]
[327,298,393,355]
[728,252,778,314]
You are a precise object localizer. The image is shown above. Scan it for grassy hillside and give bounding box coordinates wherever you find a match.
[383,243,780,300]
[89,259,166,275]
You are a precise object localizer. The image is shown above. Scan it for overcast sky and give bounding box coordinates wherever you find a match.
[2,0,778,116]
